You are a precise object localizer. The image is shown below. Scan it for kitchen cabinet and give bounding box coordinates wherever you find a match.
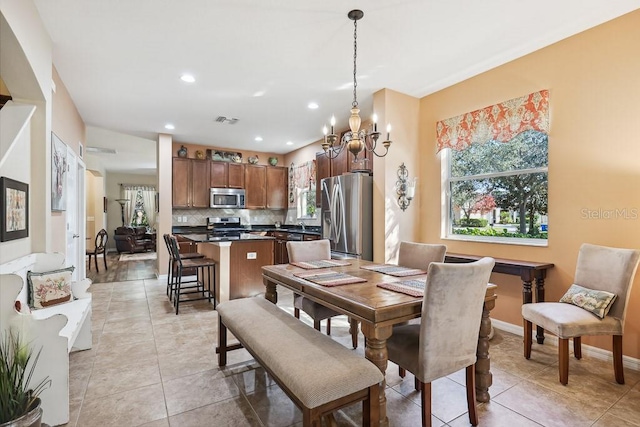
[229,240,274,299]
[172,158,211,208]
[272,231,289,264]
[244,164,266,209]
[210,161,245,189]
[316,152,330,206]
[266,167,288,209]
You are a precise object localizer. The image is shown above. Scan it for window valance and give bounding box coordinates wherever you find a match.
[436,90,549,153]
[288,160,316,208]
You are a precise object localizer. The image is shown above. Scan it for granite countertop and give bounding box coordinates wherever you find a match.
[180,233,276,243]
[172,224,321,237]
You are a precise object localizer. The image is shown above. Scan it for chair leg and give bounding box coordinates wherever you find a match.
[103,253,108,270]
[573,337,582,359]
[418,379,431,427]
[399,367,406,378]
[175,266,182,315]
[559,338,569,385]
[87,254,92,270]
[466,364,478,426]
[326,318,331,335]
[613,335,625,384]
[415,376,420,392]
[524,320,532,359]
[94,252,99,272]
[313,319,321,331]
[294,307,300,319]
[218,317,227,367]
[349,318,358,349]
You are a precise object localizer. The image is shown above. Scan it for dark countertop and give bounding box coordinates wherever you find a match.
[172,224,321,237]
[180,233,276,243]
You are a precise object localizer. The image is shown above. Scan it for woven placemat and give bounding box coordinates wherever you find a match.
[377,279,426,297]
[361,264,427,277]
[294,270,367,287]
[290,259,352,269]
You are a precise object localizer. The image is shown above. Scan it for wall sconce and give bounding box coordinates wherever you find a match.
[396,163,417,211]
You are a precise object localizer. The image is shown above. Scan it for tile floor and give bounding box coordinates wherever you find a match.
[63,277,640,427]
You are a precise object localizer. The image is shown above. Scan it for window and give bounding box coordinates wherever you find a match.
[296,187,316,219]
[443,130,548,245]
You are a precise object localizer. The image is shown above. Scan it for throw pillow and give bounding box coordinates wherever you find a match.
[559,284,617,319]
[27,266,75,309]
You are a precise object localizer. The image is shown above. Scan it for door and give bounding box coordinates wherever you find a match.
[66,150,86,280]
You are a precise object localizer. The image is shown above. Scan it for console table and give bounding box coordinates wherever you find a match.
[445,253,554,344]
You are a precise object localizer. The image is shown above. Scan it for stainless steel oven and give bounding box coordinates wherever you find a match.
[210,188,245,209]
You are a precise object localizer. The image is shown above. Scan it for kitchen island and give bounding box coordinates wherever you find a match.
[181,233,275,302]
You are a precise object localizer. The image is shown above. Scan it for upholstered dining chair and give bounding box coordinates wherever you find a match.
[522,243,640,385]
[287,239,359,349]
[86,229,108,272]
[397,241,447,378]
[386,257,495,427]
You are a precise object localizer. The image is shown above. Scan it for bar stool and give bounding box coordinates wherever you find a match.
[163,234,204,299]
[168,235,217,314]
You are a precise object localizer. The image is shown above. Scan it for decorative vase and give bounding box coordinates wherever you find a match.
[268,157,278,166]
[0,398,43,427]
[177,145,188,158]
[195,150,204,160]
[248,155,259,164]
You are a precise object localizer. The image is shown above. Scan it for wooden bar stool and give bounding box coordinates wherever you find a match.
[163,234,204,299]
[168,235,217,314]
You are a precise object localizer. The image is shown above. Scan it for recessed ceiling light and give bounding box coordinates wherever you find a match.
[164,124,175,130]
[253,91,265,97]
[286,141,294,146]
[308,102,319,109]
[255,136,263,142]
[180,74,195,83]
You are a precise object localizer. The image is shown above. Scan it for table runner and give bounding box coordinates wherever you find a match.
[377,279,426,297]
[360,264,427,277]
[294,270,367,287]
[290,259,352,269]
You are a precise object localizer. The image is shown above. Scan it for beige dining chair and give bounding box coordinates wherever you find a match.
[397,241,447,378]
[287,239,359,348]
[522,243,640,385]
[386,257,494,427]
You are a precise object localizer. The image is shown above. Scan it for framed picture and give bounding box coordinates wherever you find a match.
[0,177,29,242]
[51,132,68,211]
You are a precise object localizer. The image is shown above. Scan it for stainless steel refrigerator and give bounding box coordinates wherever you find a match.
[321,173,373,260]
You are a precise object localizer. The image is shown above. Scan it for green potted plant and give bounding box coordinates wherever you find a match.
[0,331,50,427]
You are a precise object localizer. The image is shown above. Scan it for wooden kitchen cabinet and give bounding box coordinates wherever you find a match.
[229,240,274,299]
[266,166,288,209]
[172,158,210,208]
[316,152,330,206]
[210,161,245,189]
[244,164,266,209]
[315,146,373,206]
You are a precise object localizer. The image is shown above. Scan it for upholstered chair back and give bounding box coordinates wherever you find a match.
[574,243,640,322]
[398,242,447,270]
[418,257,494,383]
[287,239,331,263]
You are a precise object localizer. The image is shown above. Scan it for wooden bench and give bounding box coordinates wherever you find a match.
[445,252,554,343]
[216,297,383,426]
[0,253,92,427]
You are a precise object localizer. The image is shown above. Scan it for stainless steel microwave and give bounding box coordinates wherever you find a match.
[210,188,245,209]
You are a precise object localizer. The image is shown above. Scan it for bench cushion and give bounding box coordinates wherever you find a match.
[217,297,383,409]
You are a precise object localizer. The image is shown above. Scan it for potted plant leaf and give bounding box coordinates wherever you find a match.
[0,331,50,427]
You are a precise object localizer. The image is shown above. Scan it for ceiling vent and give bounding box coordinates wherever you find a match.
[214,116,239,125]
[86,146,117,154]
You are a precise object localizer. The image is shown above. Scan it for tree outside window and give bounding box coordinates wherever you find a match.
[446,130,548,243]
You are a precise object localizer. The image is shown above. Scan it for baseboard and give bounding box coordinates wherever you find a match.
[492,319,640,372]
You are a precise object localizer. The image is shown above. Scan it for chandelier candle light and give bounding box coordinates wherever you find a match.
[321,10,392,163]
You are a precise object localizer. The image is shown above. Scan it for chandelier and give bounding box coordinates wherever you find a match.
[321,10,392,163]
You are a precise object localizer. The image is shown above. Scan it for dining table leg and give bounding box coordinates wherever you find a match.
[360,323,393,427]
[264,279,278,304]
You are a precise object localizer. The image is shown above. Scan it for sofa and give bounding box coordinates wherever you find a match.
[113,226,156,253]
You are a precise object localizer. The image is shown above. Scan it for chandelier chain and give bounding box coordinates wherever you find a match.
[352,19,358,108]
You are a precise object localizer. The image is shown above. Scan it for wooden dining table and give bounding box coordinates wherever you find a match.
[262,259,498,427]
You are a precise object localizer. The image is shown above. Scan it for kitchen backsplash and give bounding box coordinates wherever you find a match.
[172,208,321,227]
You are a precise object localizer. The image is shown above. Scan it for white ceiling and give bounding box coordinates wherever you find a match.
[33,0,640,173]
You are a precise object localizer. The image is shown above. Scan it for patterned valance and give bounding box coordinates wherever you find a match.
[288,160,316,207]
[436,90,549,152]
